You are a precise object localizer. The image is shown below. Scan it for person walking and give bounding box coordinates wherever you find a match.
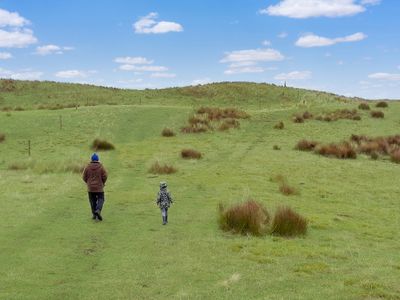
[82,153,108,221]
[156,182,173,225]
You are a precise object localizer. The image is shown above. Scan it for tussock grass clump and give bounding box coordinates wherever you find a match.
[181,124,209,134]
[390,150,400,163]
[293,115,304,123]
[91,139,115,151]
[14,106,24,111]
[315,142,357,159]
[161,128,175,137]
[8,162,30,171]
[181,149,202,159]
[149,161,177,174]
[0,133,5,143]
[316,109,361,122]
[197,107,250,120]
[295,139,319,151]
[279,182,298,196]
[376,101,388,108]
[370,111,384,118]
[273,145,281,150]
[271,206,307,237]
[302,111,313,119]
[218,119,240,131]
[274,121,284,129]
[358,103,370,110]
[218,200,270,236]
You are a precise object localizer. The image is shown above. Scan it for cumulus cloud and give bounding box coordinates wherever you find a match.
[0,28,37,48]
[221,48,284,75]
[368,73,400,81]
[274,71,312,80]
[260,0,372,18]
[119,64,168,72]
[0,52,12,59]
[295,32,367,47]
[0,67,42,80]
[0,8,30,27]
[55,70,96,79]
[262,40,271,46]
[35,44,74,55]
[114,56,153,65]
[278,32,288,38]
[360,0,381,5]
[133,12,183,34]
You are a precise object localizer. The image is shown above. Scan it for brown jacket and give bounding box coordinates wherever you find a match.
[82,162,108,192]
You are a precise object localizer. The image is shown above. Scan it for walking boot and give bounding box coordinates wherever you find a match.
[162,216,166,225]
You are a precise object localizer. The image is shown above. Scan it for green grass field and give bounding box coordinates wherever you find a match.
[0,80,399,299]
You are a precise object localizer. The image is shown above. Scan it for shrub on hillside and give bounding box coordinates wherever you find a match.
[376,101,388,108]
[315,142,357,159]
[358,103,370,110]
[371,111,384,118]
[181,149,202,159]
[161,128,176,137]
[274,121,284,129]
[295,139,319,151]
[149,161,177,174]
[271,206,307,237]
[0,133,5,143]
[91,139,115,151]
[218,200,270,236]
[293,115,304,123]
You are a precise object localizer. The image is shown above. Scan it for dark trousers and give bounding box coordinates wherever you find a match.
[88,192,105,216]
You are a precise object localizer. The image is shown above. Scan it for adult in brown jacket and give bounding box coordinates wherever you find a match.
[82,153,108,221]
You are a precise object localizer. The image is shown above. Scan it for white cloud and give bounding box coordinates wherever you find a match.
[133,12,183,34]
[35,44,74,56]
[278,32,288,38]
[295,32,367,47]
[0,8,30,27]
[360,0,381,5]
[0,52,12,59]
[221,48,284,63]
[119,64,168,72]
[150,72,176,78]
[260,0,368,18]
[191,78,211,85]
[262,40,271,46]
[114,56,153,65]
[228,61,257,68]
[225,66,265,75]
[55,70,96,79]
[0,67,42,80]
[274,71,312,80]
[0,28,37,48]
[368,73,400,81]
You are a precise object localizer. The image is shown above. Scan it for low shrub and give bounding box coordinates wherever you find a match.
[218,200,270,236]
[161,128,175,137]
[14,106,24,111]
[371,111,384,118]
[218,119,240,131]
[316,109,361,122]
[279,182,298,196]
[91,139,115,151]
[315,142,357,159]
[293,115,304,123]
[302,111,313,119]
[295,139,319,151]
[376,101,388,108]
[358,103,370,110]
[181,149,202,159]
[390,150,400,163]
[271,206,307,237]
[0,133,5,143]
[274,121,284,129]
[181,124,209,133]
[370,152,379,160]
[197,107,250,120]
[273,145,281,150]
[149,161,177,174]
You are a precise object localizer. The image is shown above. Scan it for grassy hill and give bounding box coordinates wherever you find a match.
[0,80,399,299]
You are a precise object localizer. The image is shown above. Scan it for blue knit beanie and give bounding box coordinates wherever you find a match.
[91,153,99,162]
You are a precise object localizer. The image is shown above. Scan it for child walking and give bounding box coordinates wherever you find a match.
[156,182,173,225]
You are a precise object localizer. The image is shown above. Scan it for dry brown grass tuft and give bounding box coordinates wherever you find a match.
[302,111,313,119]
[390,150,400,163]
[218,200,270,236]
[271,206,307,237]
[315,142,357,159]
[161,128,176,137]
[293,115,304,123]
[316,109,361,122]
[218,119,240,131]
[0,133,5,143]
[274,121,284,129]
[181,149,202,159]
[181,123,209,134]
[273,145,281,150]
[279,182,298,196]
[91,139,115,151]
[358,103,370,110]
[149,161,177,174]
[295,139,319,151]
[370,111,384,118]
[197,107,250,120]
[376,101,388,108]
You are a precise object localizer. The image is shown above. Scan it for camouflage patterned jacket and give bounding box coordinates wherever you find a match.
[156,189,173,209]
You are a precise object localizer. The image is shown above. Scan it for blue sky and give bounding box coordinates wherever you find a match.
[0,0,399,99]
